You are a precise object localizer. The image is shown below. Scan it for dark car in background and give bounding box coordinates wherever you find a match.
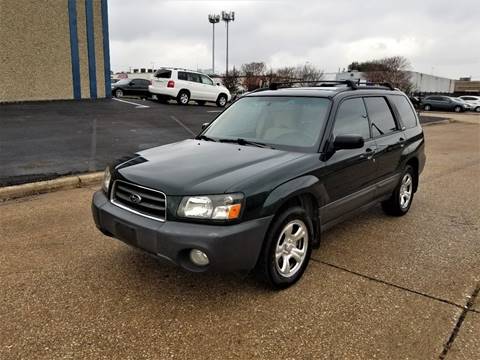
[112,78,151,99]
[421,95,468,112]
[92,81,425,289]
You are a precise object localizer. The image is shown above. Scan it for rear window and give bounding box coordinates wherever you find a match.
[154,70,172,79]
[389,95,417,129]
[364,97,397,137]
[178,71,187,80]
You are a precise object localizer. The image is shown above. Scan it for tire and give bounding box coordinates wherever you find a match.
[474,107,480,113]
[197,100,206,106]
[454,105,462,113]
[114,89,123,98]
[177,90,190,105]
[382,165,415,216]
[255,206,313,289]
[216,94,228,107]
[423,104,431,111]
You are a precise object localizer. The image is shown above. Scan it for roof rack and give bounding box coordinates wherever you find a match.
[268,80,395,91]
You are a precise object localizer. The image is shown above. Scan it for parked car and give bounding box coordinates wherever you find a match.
[421,95,468,112]
[458,95,480,112]
[92,81,425,289]
[148,68,231,107]
[112,78,151,99]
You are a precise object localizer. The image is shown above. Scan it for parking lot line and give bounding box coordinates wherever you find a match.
[112,97,149,108]
[170,115,196,136]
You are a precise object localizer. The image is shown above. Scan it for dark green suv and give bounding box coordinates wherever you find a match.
[92,81,425,289]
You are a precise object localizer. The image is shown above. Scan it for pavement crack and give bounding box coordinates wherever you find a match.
[310,257,466,309]
[439,283,480,359]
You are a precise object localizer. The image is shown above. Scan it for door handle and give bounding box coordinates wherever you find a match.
[398,137,406,147]
[362,148,376,160]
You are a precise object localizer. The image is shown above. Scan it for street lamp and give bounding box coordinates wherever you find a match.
[221,11,235,75]
[208,14,220,75]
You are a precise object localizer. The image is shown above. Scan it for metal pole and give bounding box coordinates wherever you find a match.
[212,23,215,74]
[226,21,229,76]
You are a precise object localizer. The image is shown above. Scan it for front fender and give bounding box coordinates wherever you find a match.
[260,175,325,217]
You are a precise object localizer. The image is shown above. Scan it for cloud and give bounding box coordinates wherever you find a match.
[108,0,480,79]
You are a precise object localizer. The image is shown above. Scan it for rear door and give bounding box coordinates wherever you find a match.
[186,72,203,100]
[321,97,378,223]
[364,96,405,197]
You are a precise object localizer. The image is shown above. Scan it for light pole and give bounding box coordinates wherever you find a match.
[208,14,220,75]
[221,11,235,75]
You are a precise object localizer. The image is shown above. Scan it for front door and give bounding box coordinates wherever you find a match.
[320,97,378,223]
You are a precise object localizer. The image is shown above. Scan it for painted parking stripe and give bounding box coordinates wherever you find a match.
[170,116,196,136]
[112,98,150,108]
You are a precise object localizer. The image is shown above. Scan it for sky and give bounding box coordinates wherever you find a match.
[108,0,480,80]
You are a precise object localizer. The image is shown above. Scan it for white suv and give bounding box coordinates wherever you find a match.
[458,96,480,112]
[149,68,231,107]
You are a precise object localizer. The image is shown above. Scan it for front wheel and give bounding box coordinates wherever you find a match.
[382,165,415,216]
[114,89,123,98]
[256,207,313,289]
[475,107,480,113]
[216,94,228,107]
[423,104,431,111]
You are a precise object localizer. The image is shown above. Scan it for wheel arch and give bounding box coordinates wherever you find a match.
[406,157,419,192]
[261,175,324,247]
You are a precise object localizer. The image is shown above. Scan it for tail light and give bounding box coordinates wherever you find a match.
[167,80,175,88]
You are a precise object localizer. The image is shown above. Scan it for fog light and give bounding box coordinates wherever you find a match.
[189,249,209,266]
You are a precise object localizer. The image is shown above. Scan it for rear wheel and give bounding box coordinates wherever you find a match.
[454,105,462,112]
[216,94,228,107]
[475,107,480,113]
[256,206,313,289]
[382,165,415,216]
[177,91,190,105]
[114,89,123,98]
[423,104,431,111]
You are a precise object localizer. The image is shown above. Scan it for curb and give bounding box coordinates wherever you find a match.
[0,172,103,202]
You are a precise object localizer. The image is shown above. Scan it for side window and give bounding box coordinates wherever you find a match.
[389,95,417,129]
[201,75,214,85]
[177,71,187,80]
[364,97,397,137]
[333,98,370,139]
[187,72,202,83]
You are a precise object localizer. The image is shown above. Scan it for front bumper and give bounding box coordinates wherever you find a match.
[92,190,273,272]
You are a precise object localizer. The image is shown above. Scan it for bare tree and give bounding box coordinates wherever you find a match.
[241,62,267,91]
[294,64,324,85]
[275,66,297,82]
[222,66,241,94]
[349,56,413,92]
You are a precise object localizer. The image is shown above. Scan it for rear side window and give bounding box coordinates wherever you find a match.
[154,70,171,79]
[187,72,202,83]
[333,98,370,139]
[389,96,417,129]
[364,97,397,137]
[178,71,187,80]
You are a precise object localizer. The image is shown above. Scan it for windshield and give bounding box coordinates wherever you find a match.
[203,96,331,151]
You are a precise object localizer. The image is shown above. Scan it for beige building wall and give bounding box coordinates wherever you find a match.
[0,0,110,102]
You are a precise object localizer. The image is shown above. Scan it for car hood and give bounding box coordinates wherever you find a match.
[116,139,306,195]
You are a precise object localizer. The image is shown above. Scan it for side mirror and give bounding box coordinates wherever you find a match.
[201,123,210,130]
[333,135,364,150]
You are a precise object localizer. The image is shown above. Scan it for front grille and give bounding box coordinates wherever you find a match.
[111,180,166,222]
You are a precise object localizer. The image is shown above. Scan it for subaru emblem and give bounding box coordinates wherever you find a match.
[129,193,142,203]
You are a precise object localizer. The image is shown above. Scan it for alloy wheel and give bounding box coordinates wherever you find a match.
[274,220,308,278]
[399,173,413,209]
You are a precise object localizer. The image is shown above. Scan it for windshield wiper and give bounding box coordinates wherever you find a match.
[196,134,217,142]
[218,138,274,149]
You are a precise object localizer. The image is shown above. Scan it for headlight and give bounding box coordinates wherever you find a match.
[102,167,111,193]
[177,193,243,220]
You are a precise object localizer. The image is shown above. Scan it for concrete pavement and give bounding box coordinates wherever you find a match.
[1,121,479,359]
